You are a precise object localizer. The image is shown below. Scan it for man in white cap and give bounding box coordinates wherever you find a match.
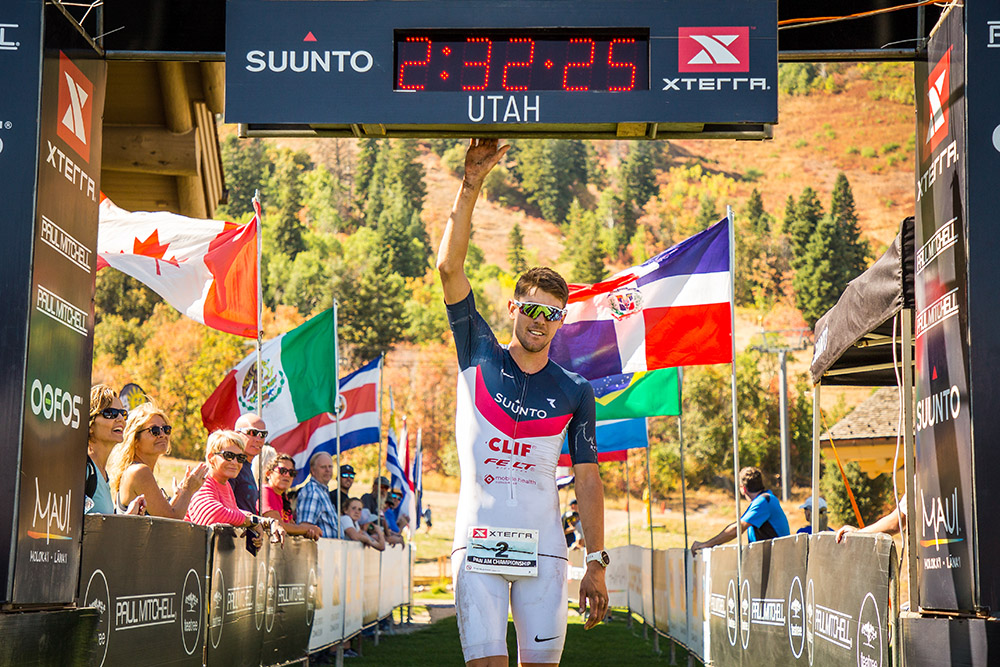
[796,496,829,534]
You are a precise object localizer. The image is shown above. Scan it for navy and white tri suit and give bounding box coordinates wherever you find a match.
[447,291,597,663]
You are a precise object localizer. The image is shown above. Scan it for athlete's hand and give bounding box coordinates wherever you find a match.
[579,564,608,630]
[463,138,509,189]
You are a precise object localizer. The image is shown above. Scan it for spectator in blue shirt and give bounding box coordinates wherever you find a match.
[691,467,790,552]
[796,496,829,534]
[296,452,340,538]
[230,413,268,513]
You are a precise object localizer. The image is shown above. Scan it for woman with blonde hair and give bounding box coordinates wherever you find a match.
[107,402,207,518]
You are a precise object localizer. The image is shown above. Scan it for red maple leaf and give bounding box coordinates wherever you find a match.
[132,230,180,275]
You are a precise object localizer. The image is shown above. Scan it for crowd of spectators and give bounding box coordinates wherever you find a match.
[84,384,410,553]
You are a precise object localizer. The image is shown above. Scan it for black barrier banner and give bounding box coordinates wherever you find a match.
[259,536,318,666]
[964,1,1000,614]
[740,535,808,664]
[77,515,210,667]
[708,545,741,667]
[902,615,1000,667]
[0,607,100,664]
[0,0,43,605]
[12,3,106,605]
[207,527,266,666]
[913,4,975,613]
[805,533,894,667]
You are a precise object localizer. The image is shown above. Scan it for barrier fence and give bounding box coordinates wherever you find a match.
[607,532,896,666]
[77,514,412,666]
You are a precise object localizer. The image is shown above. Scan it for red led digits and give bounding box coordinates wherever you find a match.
[398,36,432,90]
[563,38,595,91]
[462,37,492,91]
[502,38,535,91]
[607,38,637,92]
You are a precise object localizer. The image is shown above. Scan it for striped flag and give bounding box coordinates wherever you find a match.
[411,428,423,529]
[550,218,731,380]
[270,357,382,482]
[558,418,648,466]
[385,406,414,525]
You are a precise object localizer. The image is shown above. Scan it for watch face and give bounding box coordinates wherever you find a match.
[601,551,610,565]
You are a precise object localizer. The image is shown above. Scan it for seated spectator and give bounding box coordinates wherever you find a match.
[185,430,273,549]
[329,464,355,509]
[796,496,830,534]
[261,454,321,540]
[377,489,406,546]
[297,452,340,538]
[340,496,385,550]
[86,385,127,514]
[107,402,207,518]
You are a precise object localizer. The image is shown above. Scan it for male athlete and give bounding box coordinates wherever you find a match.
[437,138,609,667]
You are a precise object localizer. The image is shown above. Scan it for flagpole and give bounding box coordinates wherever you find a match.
[333,300,342,539]
[253,190,264,507]
[644,429,658,650]
[726,205,743,615]
[677,367,692,650]
[624,452,632,628]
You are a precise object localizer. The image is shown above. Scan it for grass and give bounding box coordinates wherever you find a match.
[356,608,694,665]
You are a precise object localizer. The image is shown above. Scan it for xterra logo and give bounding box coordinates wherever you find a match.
[56,52,93,163]
[678,27,749,72]
[925,47,952,152]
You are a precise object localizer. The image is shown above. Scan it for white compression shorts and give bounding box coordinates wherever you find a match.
[452,550,568,664]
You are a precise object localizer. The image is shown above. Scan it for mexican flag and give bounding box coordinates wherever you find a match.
[591,368,680,420]
[201,309,338,437]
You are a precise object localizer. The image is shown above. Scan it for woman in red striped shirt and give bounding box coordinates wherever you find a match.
[185,430,267,547]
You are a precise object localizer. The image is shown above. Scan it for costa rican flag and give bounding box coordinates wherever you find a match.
[549,218,732,380]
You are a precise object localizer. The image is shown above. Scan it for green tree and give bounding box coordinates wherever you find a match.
[695,195,719,230]
[507,222,527,274]
[267,148,312,258]
[565,201,607,283]
[787,187,824,271]
[303,165,349,235]
[217,136,272,219]
[510,140,590,224]
[828,173,869,276]
[376,198,431,278]
[620,142,661,211]
[353,138,380,214]
[384,139,427,213]
[821,460,893,526]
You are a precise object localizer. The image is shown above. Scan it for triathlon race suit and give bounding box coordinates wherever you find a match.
[447,291,597,664]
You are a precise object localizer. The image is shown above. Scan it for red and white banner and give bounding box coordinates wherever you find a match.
[97,197,258,337]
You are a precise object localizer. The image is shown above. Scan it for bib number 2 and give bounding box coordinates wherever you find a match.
[466,526,539,577]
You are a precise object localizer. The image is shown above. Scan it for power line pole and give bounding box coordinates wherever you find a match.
[751,328,811,503]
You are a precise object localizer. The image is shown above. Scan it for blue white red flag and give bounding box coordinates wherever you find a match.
[549,218,732,381]
[410,428,423,529]
[385,406,415,527]
[557,418,648,466]
[272,357,382,483]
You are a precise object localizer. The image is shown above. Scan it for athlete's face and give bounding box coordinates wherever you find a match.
[509,287,565,354]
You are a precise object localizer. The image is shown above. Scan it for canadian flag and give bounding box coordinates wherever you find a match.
[97,196,258,338]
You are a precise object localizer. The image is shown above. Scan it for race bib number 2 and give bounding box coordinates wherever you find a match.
[466,526,539,577]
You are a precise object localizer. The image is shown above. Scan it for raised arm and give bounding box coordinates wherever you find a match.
[436,138,509,304]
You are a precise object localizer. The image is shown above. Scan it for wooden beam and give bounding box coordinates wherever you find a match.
[157,62,193,133]
[200,62,225,114]
[102,125,198,176]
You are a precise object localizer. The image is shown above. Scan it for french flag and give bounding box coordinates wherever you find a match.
[549,218,732,381]
[271,357,381,482]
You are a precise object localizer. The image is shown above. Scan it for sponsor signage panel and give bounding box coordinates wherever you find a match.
[805,533,893,667]
[707,545,742,667]
[9,5,105,605]
[309,539,345,651]
[965,1,1000,614]
[361,546,380,626]
[913,5,975,612]
[0,606,100,664]
[77,516,210,667]
[0,0,43,604]
[342,541,364,637]
[259,536,318,665]
[206,527,265,666]
[225,0,777,129]
[740,536,808,665]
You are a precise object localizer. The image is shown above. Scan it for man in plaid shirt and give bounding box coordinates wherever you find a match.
[297,452,340,538]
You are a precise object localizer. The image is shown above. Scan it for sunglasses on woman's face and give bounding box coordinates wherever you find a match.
[99,407,128,420]
[216,450,248,464]
[511,299,567,322]
[139,424,172,436]
[275,467,296,477]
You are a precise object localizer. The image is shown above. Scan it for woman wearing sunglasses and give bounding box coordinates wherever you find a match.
[107,402,208,518]
[85,385,129,514]
[185,431,276,549]
[260,454,322,540]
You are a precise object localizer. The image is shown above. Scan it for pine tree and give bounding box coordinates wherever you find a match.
[745,189,770,237]
[735,191,772,306]
[507,223,527,274]
[787,187,823,272]
[384,139,427,212]
[695,195,719,230]
[335,249,407,365]
[353,138,380,215]
[267,148,312,258]
[828,173,869,278]
[376,198,429,278]
[566,201,607,283]
[620,142,660,211]
[218,136,272,219]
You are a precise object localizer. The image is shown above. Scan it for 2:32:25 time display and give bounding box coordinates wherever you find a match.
[394,29,650,93]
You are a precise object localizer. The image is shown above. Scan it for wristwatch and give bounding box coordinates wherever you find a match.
[585,550,610,568]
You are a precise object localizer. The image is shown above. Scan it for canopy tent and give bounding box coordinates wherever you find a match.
[810,216,915,386]
[806,215,918,609]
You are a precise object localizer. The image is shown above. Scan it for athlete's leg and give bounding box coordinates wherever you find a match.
[510,556,568,666]
[452,550,511,665]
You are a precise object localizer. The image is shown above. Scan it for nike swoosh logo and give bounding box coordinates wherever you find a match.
[534,635,560,643]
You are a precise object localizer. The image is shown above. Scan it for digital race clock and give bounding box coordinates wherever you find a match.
[227,0,777,140]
